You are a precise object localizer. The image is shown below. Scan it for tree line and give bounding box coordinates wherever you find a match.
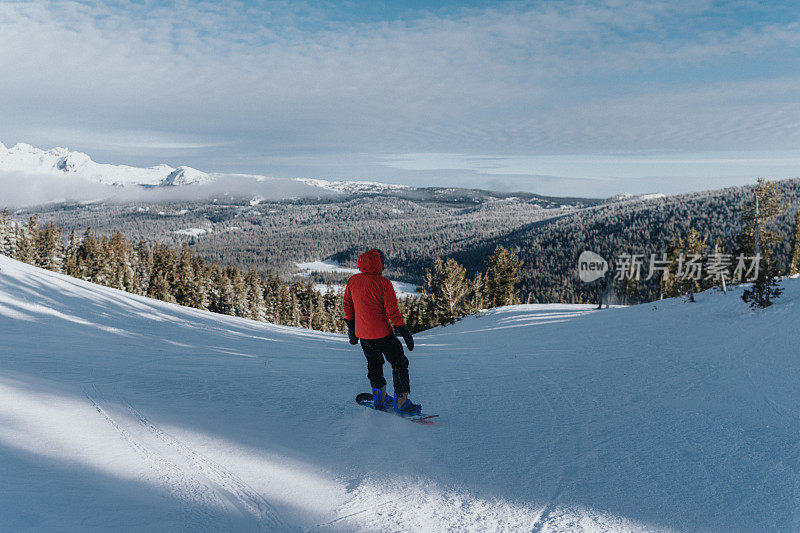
[14,178,800,307]
[14,193,569,287]
[452,178,800,305]
[0,211,525,333]
[642,179,798,308]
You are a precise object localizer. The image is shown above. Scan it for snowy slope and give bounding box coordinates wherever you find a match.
[0,142,211,186]
[607,192,666,203]
[1,254,800,531]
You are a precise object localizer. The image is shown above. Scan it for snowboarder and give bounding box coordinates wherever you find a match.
[343,249,419,415]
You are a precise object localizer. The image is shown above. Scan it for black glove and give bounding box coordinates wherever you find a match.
[346,320,359,345]
[396,325,414,351]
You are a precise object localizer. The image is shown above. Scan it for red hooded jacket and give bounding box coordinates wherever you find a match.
[343,249,405,339]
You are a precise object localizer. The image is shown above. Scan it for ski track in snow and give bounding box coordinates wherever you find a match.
[85,383,288,531]
[84,387,225,530]
[3,255,800,531]
[120,399,287,531]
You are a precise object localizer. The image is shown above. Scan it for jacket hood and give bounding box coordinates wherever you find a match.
[358,249,384,274]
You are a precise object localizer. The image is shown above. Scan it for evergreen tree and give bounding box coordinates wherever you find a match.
[401,296,426,333]
[277,281,293,324]
[469,272,485,312]
[134,241,152,295]
[290,292,301,327]
[244,269,265,320]
[147,244,176,302]
[174,243,202,308]
[34,221,63,271]
[148,271,174,302]
[191,255,210,308]
[208,265,235,315]
[262,273,283,323]
[63,229,81,278]
[662,229,710,300]
[736,178,787,260]
[321,287,340,332]
[738,181,787,309]
[107,231,134,290]
[77,228,99,282]
[289,281,315,328]
[310,289,327,331]
[789,211,800,276]
[742,253,783,309]
[484,245,523,307]
[0,210,15,256]
[226,266,249,317]
[14,217,37,264]
[424,257,471,324]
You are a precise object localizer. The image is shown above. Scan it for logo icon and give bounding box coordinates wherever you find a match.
[578,251,608,282]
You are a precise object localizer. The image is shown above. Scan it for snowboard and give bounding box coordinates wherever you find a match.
[355,393,439,425]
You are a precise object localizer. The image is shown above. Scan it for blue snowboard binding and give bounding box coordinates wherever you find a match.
[355,393,437,424]
[393,396,422,416]
[372,388,393,410]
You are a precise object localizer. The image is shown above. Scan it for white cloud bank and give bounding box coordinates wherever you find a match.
[0,170,334,209]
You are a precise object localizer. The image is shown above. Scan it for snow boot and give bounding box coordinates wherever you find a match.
[393,396,421,415]
[372,388,393,409]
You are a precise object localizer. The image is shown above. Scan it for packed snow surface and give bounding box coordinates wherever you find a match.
[1,254,799,531]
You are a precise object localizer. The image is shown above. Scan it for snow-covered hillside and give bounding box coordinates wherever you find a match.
[1,254,799,531]
[607,192,666,203]
[0,141,212,187]
[294,178,412,194]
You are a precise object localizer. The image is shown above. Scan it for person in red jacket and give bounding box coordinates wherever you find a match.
[343,249,419,414]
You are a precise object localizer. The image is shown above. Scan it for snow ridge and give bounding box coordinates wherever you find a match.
[0,142,211,187]
[608,192,666,203]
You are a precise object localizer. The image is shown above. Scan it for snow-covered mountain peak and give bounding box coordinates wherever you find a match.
[10,142,37,152]
[0,141,210,187]
[0,141,426,206]
[55,150,92,173]
[161,166,213,186]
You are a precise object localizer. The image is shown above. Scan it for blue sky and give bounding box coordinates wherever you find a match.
[2,0,800,197]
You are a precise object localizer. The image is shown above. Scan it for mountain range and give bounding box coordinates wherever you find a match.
[0,141,614,207]
[0,141,213,187]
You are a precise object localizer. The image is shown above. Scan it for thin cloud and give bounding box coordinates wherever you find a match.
[0,171,335,209]
[1,0,800,195]
[383,150,800,180]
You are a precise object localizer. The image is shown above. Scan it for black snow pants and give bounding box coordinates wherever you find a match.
[360,333,410,394]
